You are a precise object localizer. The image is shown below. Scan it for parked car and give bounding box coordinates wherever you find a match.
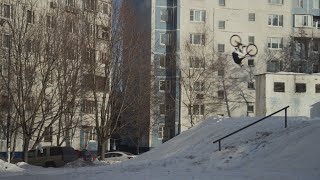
[27,146,78,167]
[102,151,136,161]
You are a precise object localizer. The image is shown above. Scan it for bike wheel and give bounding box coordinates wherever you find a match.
[230,35,242,47]
[246,44,258,56]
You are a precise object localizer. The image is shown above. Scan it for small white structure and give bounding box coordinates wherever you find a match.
[256,73,320,118]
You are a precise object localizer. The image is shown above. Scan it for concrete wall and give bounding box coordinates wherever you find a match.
[256,73,320,117]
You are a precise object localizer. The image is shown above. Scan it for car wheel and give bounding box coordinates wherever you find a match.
[45,161,56,168]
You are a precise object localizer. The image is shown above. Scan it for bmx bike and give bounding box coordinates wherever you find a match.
[230,34,258,57]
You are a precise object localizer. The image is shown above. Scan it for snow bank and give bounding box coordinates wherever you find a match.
[0,159,24,174]
[1,116,320,180]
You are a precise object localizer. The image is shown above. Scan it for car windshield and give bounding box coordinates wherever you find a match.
[123,152,134,155]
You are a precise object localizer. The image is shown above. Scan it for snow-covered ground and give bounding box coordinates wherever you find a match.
[1,116,320,180]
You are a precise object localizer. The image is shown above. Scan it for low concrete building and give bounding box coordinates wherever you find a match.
[256,72,320,118]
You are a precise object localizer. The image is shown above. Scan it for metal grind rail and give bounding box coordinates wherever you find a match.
[213,106,289,151]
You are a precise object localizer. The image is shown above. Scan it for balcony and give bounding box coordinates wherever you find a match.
[293,27,320,38]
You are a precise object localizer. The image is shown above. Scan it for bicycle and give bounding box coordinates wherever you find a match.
[230,34,258,57]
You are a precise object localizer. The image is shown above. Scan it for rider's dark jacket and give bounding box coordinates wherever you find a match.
[232,52,244,64]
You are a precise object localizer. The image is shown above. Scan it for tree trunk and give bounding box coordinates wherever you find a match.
[22,136,31,162]
[99,139,108,160]
[222,78,231,117]
[136,141,140,155]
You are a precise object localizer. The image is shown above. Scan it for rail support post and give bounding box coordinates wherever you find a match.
[285,108,287,128]
[218,140,221,151]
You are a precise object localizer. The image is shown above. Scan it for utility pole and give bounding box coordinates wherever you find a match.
[6,33,11,163]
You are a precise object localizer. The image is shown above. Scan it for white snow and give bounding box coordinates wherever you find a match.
[1,116,320,180]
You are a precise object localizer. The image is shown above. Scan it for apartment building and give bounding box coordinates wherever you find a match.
[0,0,112,158]
[291,0,320,73]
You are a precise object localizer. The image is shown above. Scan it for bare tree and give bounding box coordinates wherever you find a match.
[0,0,85,162]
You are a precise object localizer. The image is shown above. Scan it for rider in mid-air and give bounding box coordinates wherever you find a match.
[232,44,247,67]
[230,35,258,67]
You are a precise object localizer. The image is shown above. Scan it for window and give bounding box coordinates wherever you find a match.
[0,95,9,110]
[192,81,205,92]
[190,10,206,22]
[50,147,62,156]
[44,98,53,113]
[46,15,55,29]
[161,8,173,23]
[159,80,171,92]
[294,15,312,27]
[218,90,224,99]
[314,0,320,9]
[218,21,225,29]
[44,127,53,142]
[25,67,35,82]
[2,4,12,19]
[96,76,107,92]
[26,39,32,53]
[313,64,320,73]
[219,0,225,6]
[83,74,108,92]
[218,44,225,52]
[100,2,109,14]
[312,41,319,51]
[160,32,173,46]
[218,68,224,76]
[196,93,204,99]
[316,84,320,93]
[268,14,283,26]
[0,126,5,140]
[87,23,95,36]
[298,0,303,8]
[188,104,204,115]
[66,19,75,33]
[66,0,75,7]
[247,105,254,113]
[248,13,255,21]
[84,48,95,63]
[248,82,254,89]
[158,124,164,139]
[295,83,306,93]
[189,56,205,68]
[160,104,172,116]
[2,34,11,48]
[50,1,58,9]
[67,49,76,60]
[267,60,283,72]
[160,55,172,69]
[27,10,35,24]
[85,0,96,11]
[82,100,95,114]
[194,104,204,115]
[268,0,283,4]
[274,82,285,92]
[89,128,96,140]
[267,37,283,49]
[97,26,109,40]
[100,51,107,64]
[248,59,255,66]
[248,36,255,44]
[190,33,205,45]
[82,126,97,145]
